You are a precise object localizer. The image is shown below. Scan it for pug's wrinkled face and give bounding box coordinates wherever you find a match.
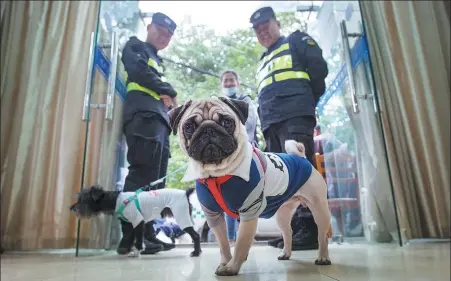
[168,97,249,165]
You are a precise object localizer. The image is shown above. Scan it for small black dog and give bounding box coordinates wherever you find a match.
[70,185,201,257]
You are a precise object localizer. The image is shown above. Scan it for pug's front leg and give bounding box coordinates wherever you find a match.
[215,218,258,276]
[201,206,233,267]
[210,218,232,267]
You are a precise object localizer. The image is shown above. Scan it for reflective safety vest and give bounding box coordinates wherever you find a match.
[126,56,168,101]
[256,37,310,94]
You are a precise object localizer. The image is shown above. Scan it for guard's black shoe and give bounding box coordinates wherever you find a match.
[267,237,283,248]
[147,237,176,251]
[144,220,175,251]
[278,216,319,251]
[140,241,164,255]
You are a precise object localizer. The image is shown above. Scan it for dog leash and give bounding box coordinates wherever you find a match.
[143,165,188,189]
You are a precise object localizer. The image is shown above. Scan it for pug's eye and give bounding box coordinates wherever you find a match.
[221,118,233,129]
[184,122,195,134]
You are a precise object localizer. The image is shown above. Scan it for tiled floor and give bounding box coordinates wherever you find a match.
[1,242,449,281]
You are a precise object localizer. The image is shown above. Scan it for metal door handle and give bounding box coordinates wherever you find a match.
[340,20,360,114]
[105,32,118,120]
[82,32,96,121]
[357,93,374,100]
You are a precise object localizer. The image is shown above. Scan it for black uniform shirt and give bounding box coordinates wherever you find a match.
[121,36,177,126]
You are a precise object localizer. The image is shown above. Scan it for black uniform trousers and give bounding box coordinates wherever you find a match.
[123,111,170,192]
[263,116,317,231]
[121,111,170,248]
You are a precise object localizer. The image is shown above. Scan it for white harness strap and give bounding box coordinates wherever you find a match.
[252,147,267,181]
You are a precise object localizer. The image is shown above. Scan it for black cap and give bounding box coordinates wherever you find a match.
[152,12,177,34]
[250,7,276,27]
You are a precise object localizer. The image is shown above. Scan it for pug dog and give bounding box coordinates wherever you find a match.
[168,97,331,276]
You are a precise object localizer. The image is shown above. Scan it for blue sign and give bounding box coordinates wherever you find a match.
[316,35,370,116]
[93,46,127,101]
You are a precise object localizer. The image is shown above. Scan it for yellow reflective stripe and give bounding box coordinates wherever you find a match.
[258,76,273,93]
[147,57,164,74]
[257,43,290,72]
[274,71,310,82]
[257,71,310,93]
[126,82,160,100]
[257,54,293,84]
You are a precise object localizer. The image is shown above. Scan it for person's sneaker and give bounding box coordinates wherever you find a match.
[278,240,319,250]
[267,237,283,248]
[140,241,164,255]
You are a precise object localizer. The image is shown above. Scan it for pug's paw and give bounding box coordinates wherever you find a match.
[315,257,331,265]
[215,264,240,276]
[277,253,291,260]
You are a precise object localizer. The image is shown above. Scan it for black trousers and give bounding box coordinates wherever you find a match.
[123,111,170,192]
[263,116,316,162]
[121,111,170,246]
[263,116,317,231]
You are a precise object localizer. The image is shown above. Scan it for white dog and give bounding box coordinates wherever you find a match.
[168,97,331,276]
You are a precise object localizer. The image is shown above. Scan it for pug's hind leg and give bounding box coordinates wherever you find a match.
[307,198,332,265]
[275,199,300,260]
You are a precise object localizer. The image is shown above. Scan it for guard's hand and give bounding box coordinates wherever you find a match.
[160,95,172,108]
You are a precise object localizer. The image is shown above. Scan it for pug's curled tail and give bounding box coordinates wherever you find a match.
[284,140,306,158]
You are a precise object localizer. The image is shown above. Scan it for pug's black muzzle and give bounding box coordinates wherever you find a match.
[188,122,237,164]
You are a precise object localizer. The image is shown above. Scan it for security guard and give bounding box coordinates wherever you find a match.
[250,7,329,251]
[119,12,178,255]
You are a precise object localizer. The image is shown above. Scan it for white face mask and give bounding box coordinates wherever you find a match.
[222,87,238,97]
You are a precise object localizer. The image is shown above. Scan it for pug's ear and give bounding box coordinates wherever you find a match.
[219,97,249,125]
[168,100,192,135]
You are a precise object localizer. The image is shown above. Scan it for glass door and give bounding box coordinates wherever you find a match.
[314,1,402,245]
[75,1,141,256]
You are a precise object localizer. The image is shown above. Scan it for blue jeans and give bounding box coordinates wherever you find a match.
[225,213,238,241]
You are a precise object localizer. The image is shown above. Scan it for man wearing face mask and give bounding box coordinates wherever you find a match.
[250,7,329,251]
[119,12,178,255]
[220,69,258,148]
[219,69,259,242]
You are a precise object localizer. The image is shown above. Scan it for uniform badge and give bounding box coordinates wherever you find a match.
[307,39,316,46]
[302,36,317,46]
[164,18,172,25]
[254,12,260,20]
